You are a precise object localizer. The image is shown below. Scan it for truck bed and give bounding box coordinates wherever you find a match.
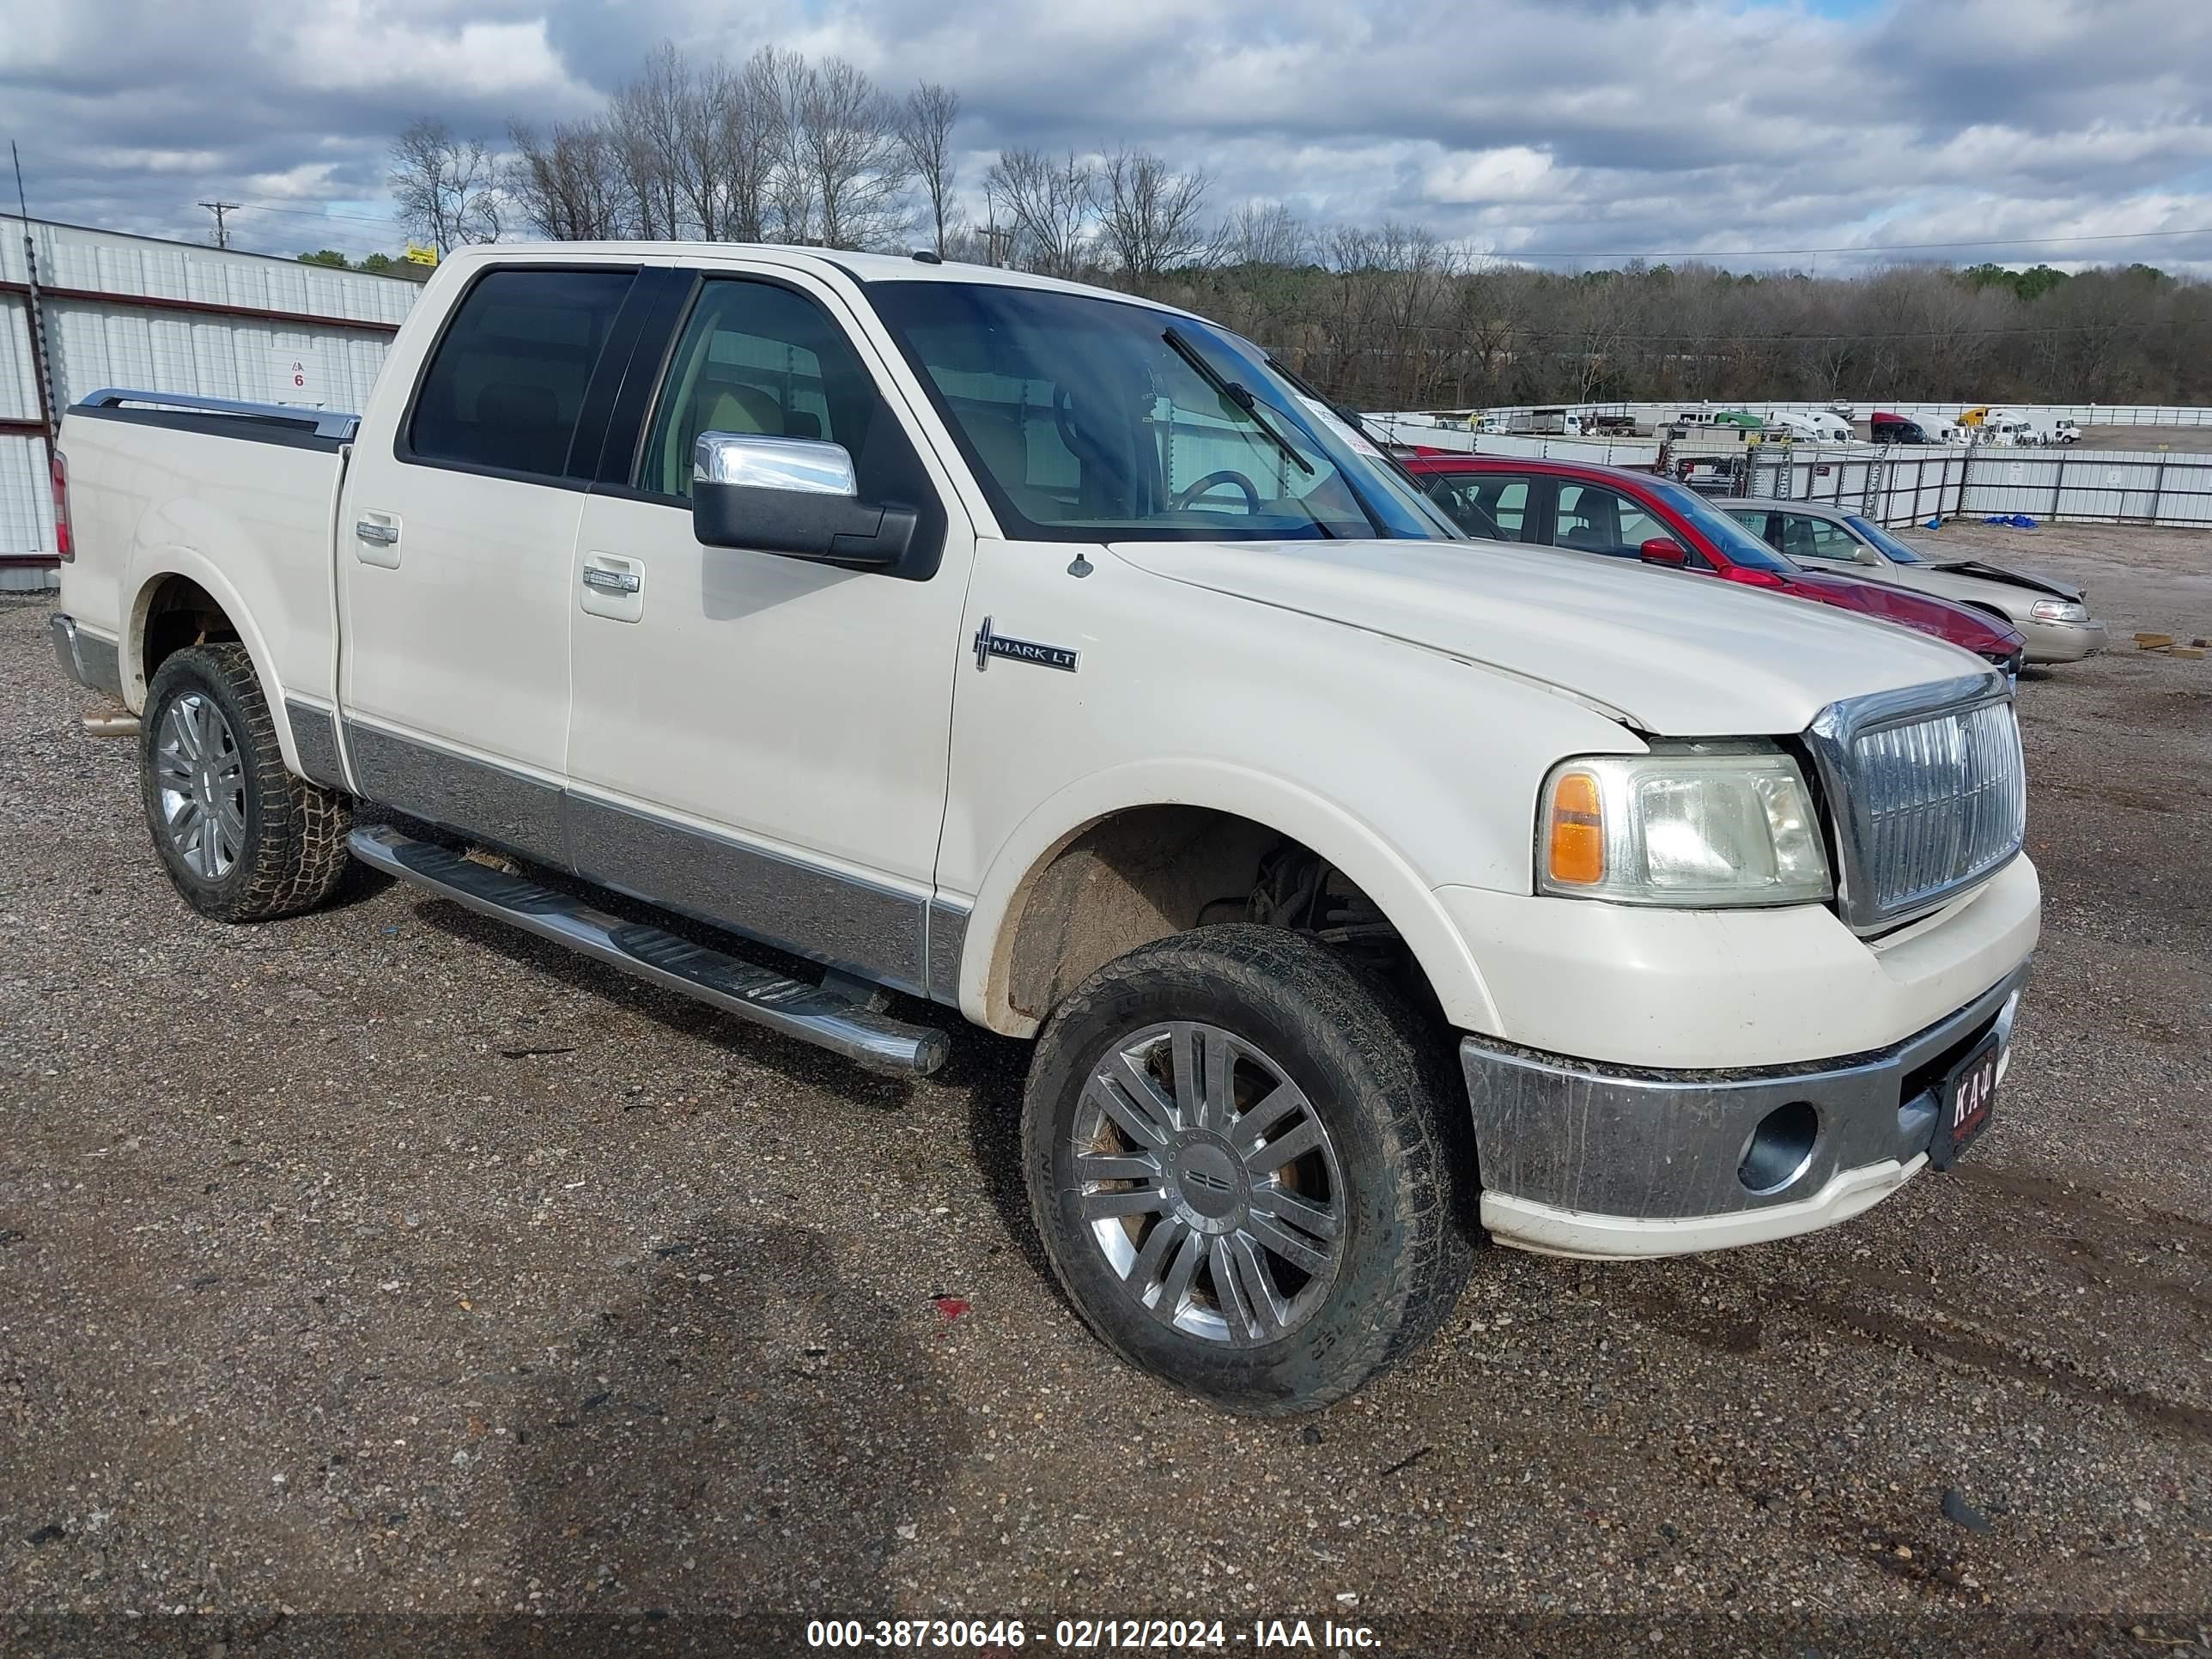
[56,388,352,727]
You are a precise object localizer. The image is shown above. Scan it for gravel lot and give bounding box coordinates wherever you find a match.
[3,527,2209,1656]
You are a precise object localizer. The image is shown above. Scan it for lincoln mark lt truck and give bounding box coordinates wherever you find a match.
[50,246,2039,1413]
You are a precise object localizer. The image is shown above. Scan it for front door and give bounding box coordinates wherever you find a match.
[562,269,973,996]
[337,260,644,865]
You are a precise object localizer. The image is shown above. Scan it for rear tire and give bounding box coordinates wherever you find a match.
[139,644,353,923]
[1023,926,1474,1415]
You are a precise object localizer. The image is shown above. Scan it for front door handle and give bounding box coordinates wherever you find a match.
[581,566,641,594]
[354,512,402,568]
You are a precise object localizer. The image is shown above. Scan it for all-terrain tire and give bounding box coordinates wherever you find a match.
[1023,925,1476,1415]
[139,643,353,922]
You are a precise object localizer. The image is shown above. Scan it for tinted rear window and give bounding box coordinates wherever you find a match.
[406,267,636,479]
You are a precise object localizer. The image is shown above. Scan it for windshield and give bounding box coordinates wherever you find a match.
[865,281,1455,543]
[1642,477,1795,573]
[1844,514,1928,563]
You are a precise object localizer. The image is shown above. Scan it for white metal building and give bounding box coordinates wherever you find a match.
[3,216,422,589]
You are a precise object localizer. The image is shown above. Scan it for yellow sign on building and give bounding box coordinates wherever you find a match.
[404,244,440,268]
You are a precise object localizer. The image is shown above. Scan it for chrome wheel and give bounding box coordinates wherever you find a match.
[152,692,246,880]
[1073,1020,1345,1346]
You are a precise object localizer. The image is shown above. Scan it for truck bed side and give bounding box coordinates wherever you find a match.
[56,398,350,778]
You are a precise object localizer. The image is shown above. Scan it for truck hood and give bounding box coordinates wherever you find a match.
[1109,538,1983,737]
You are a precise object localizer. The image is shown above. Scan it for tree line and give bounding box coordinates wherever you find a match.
[368,45,2212,412]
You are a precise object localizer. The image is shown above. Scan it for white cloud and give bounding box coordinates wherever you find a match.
[3,0,2209,272]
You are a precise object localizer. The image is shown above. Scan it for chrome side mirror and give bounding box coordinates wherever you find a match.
[690,430,917,571]
[694,431,857,497]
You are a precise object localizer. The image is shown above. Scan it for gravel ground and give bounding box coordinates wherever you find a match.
[3,533,2209,1658]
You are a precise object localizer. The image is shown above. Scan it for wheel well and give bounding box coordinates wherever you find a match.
[139,575,240,685]
[1963,601,2012,624]
[994,805,1421,1033]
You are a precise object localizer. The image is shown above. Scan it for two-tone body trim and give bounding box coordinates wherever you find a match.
[335,719,953,1001]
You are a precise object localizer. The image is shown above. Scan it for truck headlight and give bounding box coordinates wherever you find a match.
[1538,750,1832,907]
[2029,599,2089,623]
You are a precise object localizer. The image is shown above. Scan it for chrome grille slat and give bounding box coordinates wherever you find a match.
[1806,676,2027,933]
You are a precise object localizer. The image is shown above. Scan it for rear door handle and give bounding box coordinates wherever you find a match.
[356,520,399,546]
[581,566,640,594]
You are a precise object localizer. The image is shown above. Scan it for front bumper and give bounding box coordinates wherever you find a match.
[50,613,125,699]
[1461,959,2029,1260]
[2018,617,2107,664]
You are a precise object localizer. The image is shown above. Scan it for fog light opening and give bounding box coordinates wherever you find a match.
[1739,1101,1820,1195]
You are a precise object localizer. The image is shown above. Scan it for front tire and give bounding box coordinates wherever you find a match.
[1023,926,1474,1415]
[139,644,353,923]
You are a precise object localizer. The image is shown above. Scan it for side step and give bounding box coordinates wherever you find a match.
[348,825,949,1077]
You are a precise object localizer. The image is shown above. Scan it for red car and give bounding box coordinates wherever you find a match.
[1402,455,2027,675]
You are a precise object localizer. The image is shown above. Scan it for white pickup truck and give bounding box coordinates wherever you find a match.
[50,245,2039,1413]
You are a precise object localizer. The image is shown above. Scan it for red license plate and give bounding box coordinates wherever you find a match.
[1929,1038,2001,1170]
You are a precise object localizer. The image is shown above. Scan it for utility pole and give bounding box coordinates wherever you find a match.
[198,200,240,248]
[12,143,58,447]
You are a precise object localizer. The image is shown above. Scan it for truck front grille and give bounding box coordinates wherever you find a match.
[1808,678,2027,933]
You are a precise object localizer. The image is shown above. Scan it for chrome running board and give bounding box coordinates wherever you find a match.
[348,824,948,1077]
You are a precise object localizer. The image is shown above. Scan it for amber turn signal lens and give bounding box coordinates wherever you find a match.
[1547,771,1606,886]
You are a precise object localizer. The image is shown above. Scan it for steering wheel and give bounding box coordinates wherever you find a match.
[1172,469,1263,514]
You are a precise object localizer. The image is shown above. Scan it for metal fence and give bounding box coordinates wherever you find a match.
[1382,401,2212,431]
[1741,445,2212,529]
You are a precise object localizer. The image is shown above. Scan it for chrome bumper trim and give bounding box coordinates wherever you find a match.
[1461,958,2030,1225]
[50,613,124,700]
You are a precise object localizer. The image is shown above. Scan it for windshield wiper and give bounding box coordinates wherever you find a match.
[1162,326,1314,480]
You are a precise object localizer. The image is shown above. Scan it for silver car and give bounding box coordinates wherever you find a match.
[1724,498,2109,663]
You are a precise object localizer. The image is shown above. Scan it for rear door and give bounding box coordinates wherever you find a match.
[337,259,654,865]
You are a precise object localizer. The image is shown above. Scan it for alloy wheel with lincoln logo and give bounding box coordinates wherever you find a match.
[1072,1019,1346,1346]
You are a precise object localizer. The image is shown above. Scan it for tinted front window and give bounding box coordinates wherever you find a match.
[1552,482,1674,558]
[1775,514,1865,565]
[407,267,635,478]
[866,281,1450,543]
[1423,473,1528,540]
[1642,477,1796,573]
[638,279,882,499]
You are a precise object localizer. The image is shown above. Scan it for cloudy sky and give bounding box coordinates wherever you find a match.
[6,0,2212,272]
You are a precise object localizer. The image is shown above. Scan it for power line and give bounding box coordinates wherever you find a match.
[1486,225,2212,264]
[228,199,401,230]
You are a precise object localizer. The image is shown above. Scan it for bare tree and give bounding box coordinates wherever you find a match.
[899,82,961,253]
[507,119,630,240]
[723,47,787,242]
[1219,201,1309,268]
[795,57,910,250]
[388,118,502,252]
[984,147,1095,278]
[606,44,687,239]
[754,47,819,242]
[1096,148,1210,285]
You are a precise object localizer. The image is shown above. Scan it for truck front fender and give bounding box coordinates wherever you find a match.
[957,759,1504,1040]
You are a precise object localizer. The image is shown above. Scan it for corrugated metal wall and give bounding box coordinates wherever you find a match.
[1748,446,2212,529]
[2,216,422,586]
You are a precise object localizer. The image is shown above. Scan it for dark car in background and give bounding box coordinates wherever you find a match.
[1401,454,2027,675]
[1870,412,1936,444]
